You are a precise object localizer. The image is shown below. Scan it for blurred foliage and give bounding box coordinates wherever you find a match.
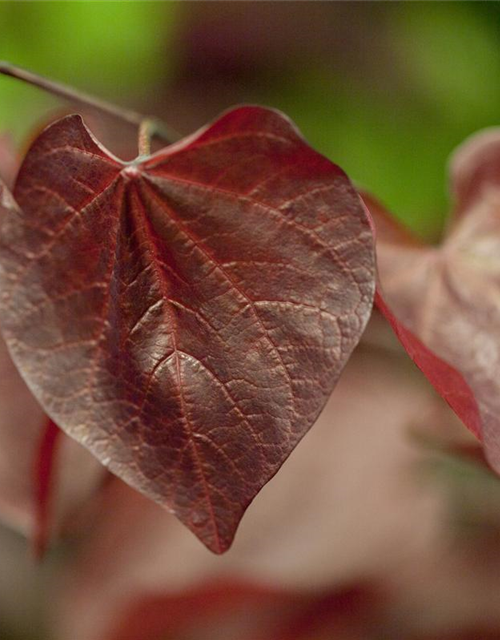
[262,67,453,240]
[261,2,500,240]
[423,448,500,544]
[0,1,180,137]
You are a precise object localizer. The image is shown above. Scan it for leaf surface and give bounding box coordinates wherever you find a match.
[0,106,375,552]
[364,129,500,470]
[55,339,444,640]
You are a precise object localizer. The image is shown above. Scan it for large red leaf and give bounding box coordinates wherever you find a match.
[363,128,500,472]
[0,106,375,552]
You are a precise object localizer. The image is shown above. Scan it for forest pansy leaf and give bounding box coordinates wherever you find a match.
[0,107,375,552]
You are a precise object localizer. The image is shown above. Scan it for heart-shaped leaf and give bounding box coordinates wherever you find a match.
[0,106,375,552]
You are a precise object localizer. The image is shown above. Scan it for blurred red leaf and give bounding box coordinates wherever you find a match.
[373,289,481,439]
[33,418,61,559]
[267,584,382,640]
[363,127,500,471]
[108,580,292,640]
[0,106,375,552]
[360,194,480,441]
[108,580,382,640]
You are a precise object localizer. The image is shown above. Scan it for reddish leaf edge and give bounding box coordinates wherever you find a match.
[359,197,482,441]
[32,418,61,561]
[373,289,481,439]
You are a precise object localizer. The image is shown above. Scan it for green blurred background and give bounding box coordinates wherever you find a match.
[2,1,500,240]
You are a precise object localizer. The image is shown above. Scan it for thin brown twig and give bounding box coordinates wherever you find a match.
[0,61,181,146]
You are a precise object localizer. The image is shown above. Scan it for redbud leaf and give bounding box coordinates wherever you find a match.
[0,106,375,552]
